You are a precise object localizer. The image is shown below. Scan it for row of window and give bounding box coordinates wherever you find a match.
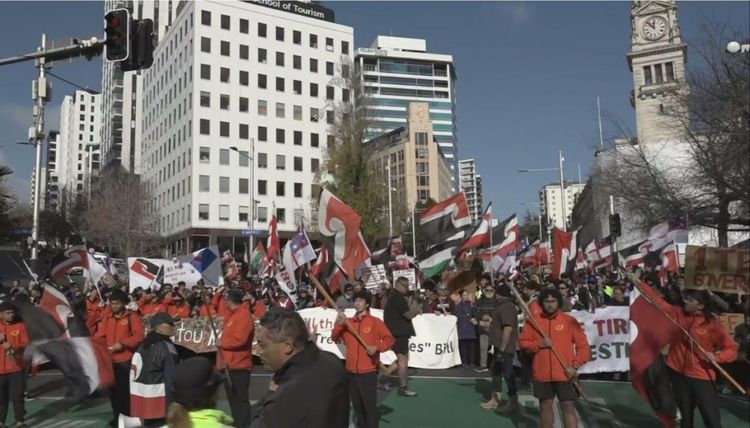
[198,120,336,141]
[200,10,349,54]
[643,62,676,86]
[198,61,348,85]
[197,177,307,198]
[198,147,321,172]
[199,87,348,114]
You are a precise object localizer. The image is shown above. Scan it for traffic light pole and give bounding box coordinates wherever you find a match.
[0,37,104,67]
[30,33,48,262]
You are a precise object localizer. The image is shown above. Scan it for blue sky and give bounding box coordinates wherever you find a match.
[1,1,748,222]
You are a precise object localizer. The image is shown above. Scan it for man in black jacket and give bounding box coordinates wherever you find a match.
[251,309,349,428]
[384,277,421,397]
[130,312,180,428]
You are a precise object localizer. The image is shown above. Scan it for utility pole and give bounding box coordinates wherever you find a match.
[387,156,393,238]
[558,150,566,232]
[30,33,50,261]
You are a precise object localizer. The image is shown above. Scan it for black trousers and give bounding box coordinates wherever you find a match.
[0,371,26,424]
[491,352,517,396]
[225,369,252,428]
[110,361,131,421]
[459,339,476,366]
[669,369,722,428]
[350,372,378,428]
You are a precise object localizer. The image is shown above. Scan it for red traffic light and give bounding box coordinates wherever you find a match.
[110,16,121,27]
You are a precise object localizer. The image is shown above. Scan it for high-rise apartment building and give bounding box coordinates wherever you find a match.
[459,159,483,222]
[141,0,352,254]
[539,181,585,231]
[355,36,459,191]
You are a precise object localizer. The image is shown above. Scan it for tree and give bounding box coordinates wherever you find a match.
[83,169,163,258]
[314,61,388,242]
[519,210,546,243]
[0,165,15,241]
[595,23,749,247]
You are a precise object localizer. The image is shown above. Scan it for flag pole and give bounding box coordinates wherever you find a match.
[308,275,369,349]
[202,297,233,390]
[489,214,495,284]
[624,269,747,395]
[507,281,589,401]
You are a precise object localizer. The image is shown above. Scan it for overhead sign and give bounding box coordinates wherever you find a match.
[244,0,335,22]
[241,229,266,237]
[684,245,749,294]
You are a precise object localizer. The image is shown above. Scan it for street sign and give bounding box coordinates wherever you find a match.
[241,229,266,237]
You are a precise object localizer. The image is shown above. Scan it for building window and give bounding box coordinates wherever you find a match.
[199,204,209,220]
[665,62,675,82]
[258,153,267,168]
[293,55,301,69]
[654,64,663,84]
[276,51,284,67]
[218,149,229,165]
[311,133,319,147]
[200,37,211,53]
[240,124,249,139]
[294,131,302,146]
[239,150,249,167]
[276,77,284,92]
[258,74,267,89]
[416,132,428,145]
[220,94,229,110]
[643,66,653,85]
[258,100,267,116]
[219,177,229,193]
[199,175,210,191]
[239,206,249,222]
[238,178,249,194]
[326,110,334,124]
[276,154,286,170]
[258,180,267,195]
[276,181,285,196]
[294,156,303,171]
[220,67,229,83]
[310,83,318,97]
[199,147,210,162]
[342,89,350,102]
[293,30,301,45]
[239,97,249,112]
[293,80,302,95]
[258,126,267,142]
[258,48,267,63]
[325,37,334,51]
[342,64,350,78]
[239,44,249,60]
[257,207,268,223]
[294,105,302,120]
[200,119,210,135]
[275,26,284,41]
[258,23,266,37]
[311,158,320,172]
[294,183,303,198]
[220,40,230,56]
[219,205,229,221]
[201,10,211,26]
[240,70,249,86]
[310,58,318,73]
[276,102,285,118]
[309,34,317,48]
[326,61,334,76]
[220,121,229,137]
[326,86,334,100]
[199,91,210,107]
[220,14,230,30]
[310,108,319,122]
[276,128,285,144]
[240,18,248,34]
[342,41,349,55]
[200,64,210,79]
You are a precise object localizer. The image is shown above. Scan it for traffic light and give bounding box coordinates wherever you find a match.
[609,213,622,238]
[104,9,130,61]
[121,19,154,72]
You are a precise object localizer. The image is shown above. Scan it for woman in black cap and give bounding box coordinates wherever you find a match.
[166,357,233,428]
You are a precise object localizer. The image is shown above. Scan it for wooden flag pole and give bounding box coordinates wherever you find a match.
[507,281,589,401]
[309,275,369,349]
[624,270,747,395]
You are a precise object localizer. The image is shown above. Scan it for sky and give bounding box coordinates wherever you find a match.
[1,0,748,222]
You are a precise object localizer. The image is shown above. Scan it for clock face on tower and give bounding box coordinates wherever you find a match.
[642,16,667,40]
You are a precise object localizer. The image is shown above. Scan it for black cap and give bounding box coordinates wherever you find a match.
[496,285,512,298]
[343,283,353,291]
[352,290,370,304]
[0,300,15,311]
[173,357,224,404]
[150,311,177,329]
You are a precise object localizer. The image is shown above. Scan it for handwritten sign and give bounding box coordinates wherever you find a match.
[143,316,224,353]
[684,246,749,294]
[361,265,388,291]
[393,268,417,291]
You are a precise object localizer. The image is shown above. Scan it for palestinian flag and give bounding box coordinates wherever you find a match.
[418,241,459,278]
[250,241,267,273]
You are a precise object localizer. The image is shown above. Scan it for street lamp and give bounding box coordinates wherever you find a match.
[518,150,567,231]
[230,139,256,257]
[726,40,750,53]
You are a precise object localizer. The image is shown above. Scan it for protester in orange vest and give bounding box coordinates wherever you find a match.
[0,301,29,428]
[639,282,738,428]
[95,289,145,427]
[519,288,590,428]
[332,291,395,428]
[217,289,254,428]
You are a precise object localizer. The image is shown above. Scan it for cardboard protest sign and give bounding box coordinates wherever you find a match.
[143,316,224,353]
[361,265,388,291]
[393,268,417,290]
[684,246,749,294]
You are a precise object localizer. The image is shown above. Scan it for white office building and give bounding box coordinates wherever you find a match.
[56,90,102,204]
[100,0,178,174]
[458,159,483,222]
[141,0,352,254]
[355,36,459,191]
[45,131,60,212]
[539,181,585,231]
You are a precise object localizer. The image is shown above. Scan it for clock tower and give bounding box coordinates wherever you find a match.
[627,0,688,144]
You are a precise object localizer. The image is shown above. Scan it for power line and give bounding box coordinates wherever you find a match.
[46,70,100,94]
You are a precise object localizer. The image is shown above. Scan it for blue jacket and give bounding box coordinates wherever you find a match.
[455,301,477,340]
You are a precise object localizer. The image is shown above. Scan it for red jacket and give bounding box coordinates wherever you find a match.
[137,295,162,317]
[86,298,105,335]
[211,292,232,319]
[252,302,267,320]
[640,283,738,380]
[332,311,395,374]
[95,310,145,363]
[217,302,254,370]
[0,321,29,374]
[160,296,191,319]
[519,310,591,382]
